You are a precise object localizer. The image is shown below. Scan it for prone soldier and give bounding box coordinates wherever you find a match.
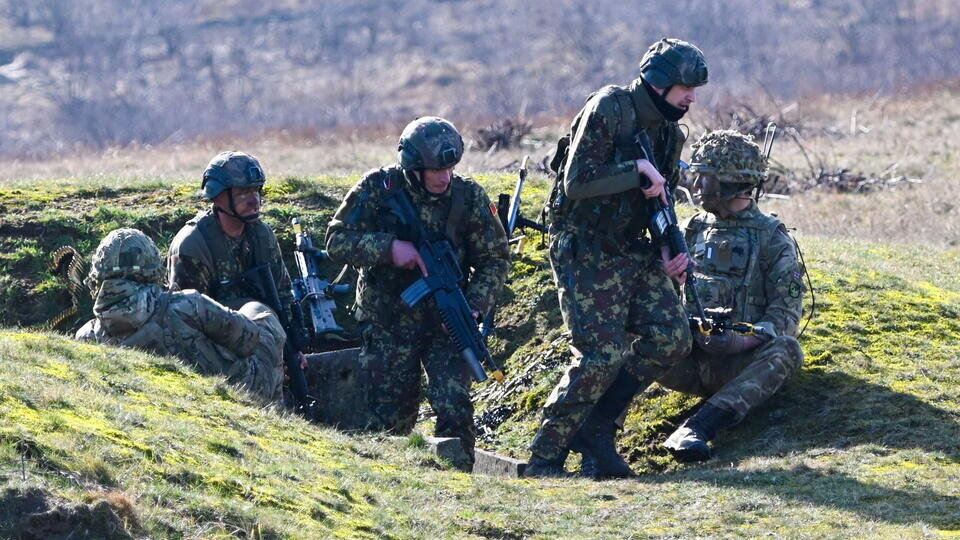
[325,117,510,466]
[76,228,285,402]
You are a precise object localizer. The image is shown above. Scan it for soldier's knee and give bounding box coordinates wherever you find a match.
[770,335,804,373]
[240,301,284,342]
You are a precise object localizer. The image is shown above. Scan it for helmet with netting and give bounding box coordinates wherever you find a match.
[689,130,768,197]
[639,38,709,88]
[84,228,164,292]
[201,151,266,199]
[397,117,464,170]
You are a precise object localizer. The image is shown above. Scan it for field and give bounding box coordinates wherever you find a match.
[1,88,959,537]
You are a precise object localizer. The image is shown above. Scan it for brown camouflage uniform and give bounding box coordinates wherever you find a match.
[529,80,693,461]
[325,166,510,459]
[76,229,284,402]
[659,203,805,421]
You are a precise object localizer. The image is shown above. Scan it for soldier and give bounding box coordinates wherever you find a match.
[76,228,285,402]
[325,117,510,465]
[167,151,306,374]
[525,38,708,478]
[589,130,806,464]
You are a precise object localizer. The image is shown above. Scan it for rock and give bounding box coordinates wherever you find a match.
[472,448,527,478]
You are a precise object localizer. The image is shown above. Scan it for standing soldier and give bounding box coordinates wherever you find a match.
[525,38,708,478]
[325,117,510,466]
[167,151,306,385]
[77,228,285,402]
[589,130,806,464]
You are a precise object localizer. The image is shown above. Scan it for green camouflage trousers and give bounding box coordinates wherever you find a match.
[659,335,804,421]
[358,318,476,459]
[529,231,692,460]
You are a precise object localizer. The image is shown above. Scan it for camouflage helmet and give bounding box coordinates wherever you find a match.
[689,130,767,195]
[397,117,464,170]
[639,38,708,89]
[84,228,164,292]
[201,151,266,199]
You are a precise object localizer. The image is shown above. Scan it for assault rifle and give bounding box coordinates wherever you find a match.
[688,309,776,339]
[632,131,712,334]
[481,156,549,338]
[290,218,351,346]
[385,187,505,384]
[242,263,315,414]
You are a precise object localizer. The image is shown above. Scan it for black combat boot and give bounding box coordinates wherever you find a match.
[663,403,736,463]
[524,450,569,478]
[570,416,634,479]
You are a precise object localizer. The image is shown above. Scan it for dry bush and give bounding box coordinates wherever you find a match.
[2,0,960,158]
[471,118,532,152]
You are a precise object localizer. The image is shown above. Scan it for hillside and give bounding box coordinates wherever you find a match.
[1,172,959,536]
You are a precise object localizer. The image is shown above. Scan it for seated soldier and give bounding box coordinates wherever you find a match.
[76,228,285,403]
[583,130,806,467]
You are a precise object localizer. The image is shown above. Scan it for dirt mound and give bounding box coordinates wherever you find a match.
[0,487,136,540]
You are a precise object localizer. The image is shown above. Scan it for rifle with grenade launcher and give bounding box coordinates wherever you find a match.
[290,218,352,347]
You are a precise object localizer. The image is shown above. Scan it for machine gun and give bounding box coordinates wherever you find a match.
[385,187,505,384]
[290,218,351,347]
[241,263,315,414]
[632,131,713,334]
[481,156,549,338]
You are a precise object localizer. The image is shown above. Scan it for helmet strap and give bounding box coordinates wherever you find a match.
[214,189,261,224]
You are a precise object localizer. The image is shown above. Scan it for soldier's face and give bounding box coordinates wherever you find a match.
[693,174,726,214]
[665,84,697,111]
[422,167,453,195]
[214,186,262,218]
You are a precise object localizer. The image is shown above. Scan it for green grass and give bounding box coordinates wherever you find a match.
[2,173,959,537]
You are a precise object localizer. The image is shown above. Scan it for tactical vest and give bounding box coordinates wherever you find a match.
[685,212,785,324]
[377,167,467,245]
[190,212,278,303]
[548,85,681,248]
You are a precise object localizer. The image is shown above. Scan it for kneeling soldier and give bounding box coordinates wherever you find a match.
[588,130,806,464]
[77,228,285,402]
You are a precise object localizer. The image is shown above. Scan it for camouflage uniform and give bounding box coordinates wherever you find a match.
[529,80,697,462]
[662,202,805,421]
[167,209,294,314]
[326,150,509,459]
[76,228,284,402]
[593,130,807,463]
[167,151,295,320]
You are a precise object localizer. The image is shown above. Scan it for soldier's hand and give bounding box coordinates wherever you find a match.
[636,159,668,204]
[298,351,308,370]
[661,247,689,284]
[391,240,428,276]
[695,331,761,355]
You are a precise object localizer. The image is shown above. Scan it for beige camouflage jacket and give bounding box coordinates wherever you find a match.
[684,203,805,338]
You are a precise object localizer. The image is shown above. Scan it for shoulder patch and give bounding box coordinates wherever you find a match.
[789,280,803,298]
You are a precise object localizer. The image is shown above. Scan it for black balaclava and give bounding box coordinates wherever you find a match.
[642,78,687,122]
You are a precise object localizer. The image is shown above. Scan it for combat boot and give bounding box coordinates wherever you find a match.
[570,416,634,479]
[524,451,569,478]
[663,403,736,463]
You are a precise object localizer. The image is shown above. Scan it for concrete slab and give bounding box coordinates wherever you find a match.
[472,448,527,478]
[424,436,472,472]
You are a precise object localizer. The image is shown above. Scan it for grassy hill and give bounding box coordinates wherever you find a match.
[1,174,959,537]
